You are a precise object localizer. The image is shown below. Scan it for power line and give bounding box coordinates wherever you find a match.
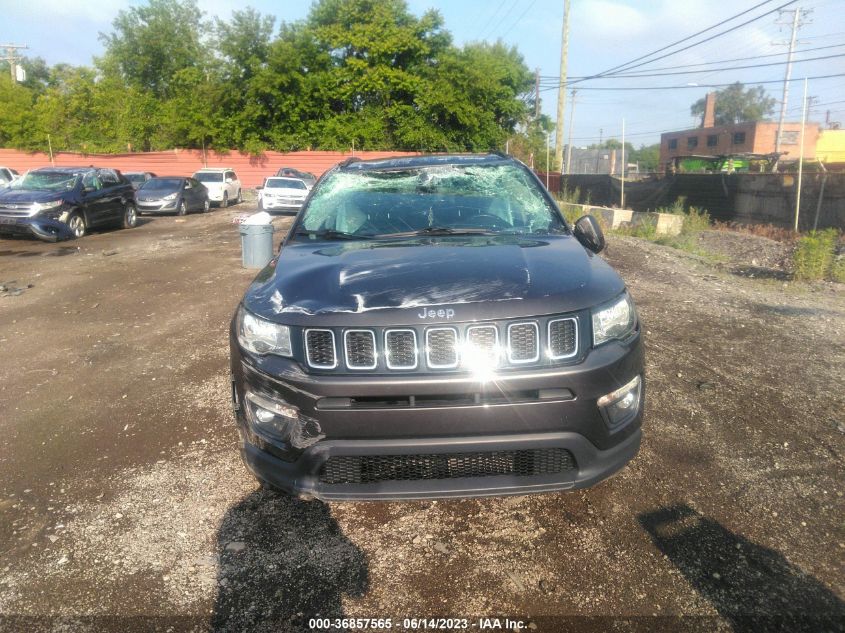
[539,43,845,79]
[473,0,509,40]
[537,72,845,92]
[479,0,521,41]
[538,52,845,84]
[500,0,539,40]
[569,0,799,86]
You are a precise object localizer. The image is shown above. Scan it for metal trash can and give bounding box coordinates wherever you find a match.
[239,222,275,269]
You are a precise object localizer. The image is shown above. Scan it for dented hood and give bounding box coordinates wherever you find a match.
[244,234,625,326]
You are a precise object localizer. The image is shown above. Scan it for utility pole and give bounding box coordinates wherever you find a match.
[565,89,577,174]
[794,78,808,232]
[1,43,28,81]
[534,68,540,119]
[594,128,602,174]
[620,118,626,209]
[774,8,811,154]
[554,0,571,172]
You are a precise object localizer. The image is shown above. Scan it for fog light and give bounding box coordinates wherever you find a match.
[244,390,324,449]
[598,375,641,427]
[245,391,300,440]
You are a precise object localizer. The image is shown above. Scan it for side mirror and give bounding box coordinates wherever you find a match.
[225,178,233,184]
[573,215,605,254]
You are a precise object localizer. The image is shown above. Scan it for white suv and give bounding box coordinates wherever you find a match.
[192,168,242,207]
[0,166,20,189]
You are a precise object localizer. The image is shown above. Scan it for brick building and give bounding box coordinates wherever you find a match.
[659,92,820,171]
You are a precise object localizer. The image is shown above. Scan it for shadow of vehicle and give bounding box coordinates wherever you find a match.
[638,504,845,632]
[211,489,368,632]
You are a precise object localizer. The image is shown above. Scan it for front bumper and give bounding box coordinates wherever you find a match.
[136,200,177,213]
[260,197,304,211]
[230,331,644,501]
[0,216,75,241]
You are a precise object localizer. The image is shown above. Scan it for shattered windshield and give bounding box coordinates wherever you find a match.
[13,171,80,192]
[298,163,564,238]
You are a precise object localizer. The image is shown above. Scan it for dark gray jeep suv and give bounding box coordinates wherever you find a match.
[230,154,644,500]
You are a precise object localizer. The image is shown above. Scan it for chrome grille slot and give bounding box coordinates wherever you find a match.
[0,207,32,218]
[507,322,539,363]
[548,318,578,359]
[305,329,336,369]
[426,328,459,369]
[385,329,417,370]
[465,325,499,366]
[344,330,377,370]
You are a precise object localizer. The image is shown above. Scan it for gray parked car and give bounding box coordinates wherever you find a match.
[135,177,210,215]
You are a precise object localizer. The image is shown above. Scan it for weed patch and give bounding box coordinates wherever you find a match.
[792,229,839,281]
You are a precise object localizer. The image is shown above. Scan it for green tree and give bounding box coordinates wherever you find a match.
[0,76,38,148]
[690,82,776,126]
[213,8,277,152]
[629,143,659,171]
[508,114,554,169]
[99,0,207,98]
[1,0,536,153]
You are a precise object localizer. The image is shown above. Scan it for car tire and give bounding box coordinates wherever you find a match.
[67,212,86,239]
[177,200,187,216]
[236,189,242,204]
[202,199,210,213]
[121,203,137,229]
[221,192,228,208]
[259,198,264,211]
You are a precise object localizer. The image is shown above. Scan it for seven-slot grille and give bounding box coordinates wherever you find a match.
[319,448,576,484]
[303,317,580,371]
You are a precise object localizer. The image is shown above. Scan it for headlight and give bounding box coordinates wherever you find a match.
[592,292,637,346]
[30,200,63,216]
[163,193,178,201]
[236,306,292,356]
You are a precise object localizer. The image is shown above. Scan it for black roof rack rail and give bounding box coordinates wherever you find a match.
[339,157,362,168]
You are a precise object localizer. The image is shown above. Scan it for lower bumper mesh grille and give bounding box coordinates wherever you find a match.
[319,448,576,485]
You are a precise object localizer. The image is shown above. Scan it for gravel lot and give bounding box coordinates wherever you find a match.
[0,204,842,632]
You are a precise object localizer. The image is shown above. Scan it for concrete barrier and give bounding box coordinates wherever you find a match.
[595,207,634,229]
[631,212,683,236]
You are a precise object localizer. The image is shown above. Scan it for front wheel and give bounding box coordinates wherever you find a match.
[236,189,242,204]
[177,200,187,216]
[67,212,86,239]
[202,199,210,213]
[122,203,137,229]
[221,192,228,208]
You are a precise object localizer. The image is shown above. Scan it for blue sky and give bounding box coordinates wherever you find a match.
[5,0,845,148]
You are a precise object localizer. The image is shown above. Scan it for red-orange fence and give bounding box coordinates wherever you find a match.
[0,149,420,188]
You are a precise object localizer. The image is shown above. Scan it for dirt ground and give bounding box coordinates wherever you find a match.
[0,204,842,633]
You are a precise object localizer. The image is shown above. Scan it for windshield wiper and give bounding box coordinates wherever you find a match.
[295,229,373,241]
[378,226,496,238]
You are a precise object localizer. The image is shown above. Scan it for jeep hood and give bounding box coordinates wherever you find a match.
[244,234,625,326]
